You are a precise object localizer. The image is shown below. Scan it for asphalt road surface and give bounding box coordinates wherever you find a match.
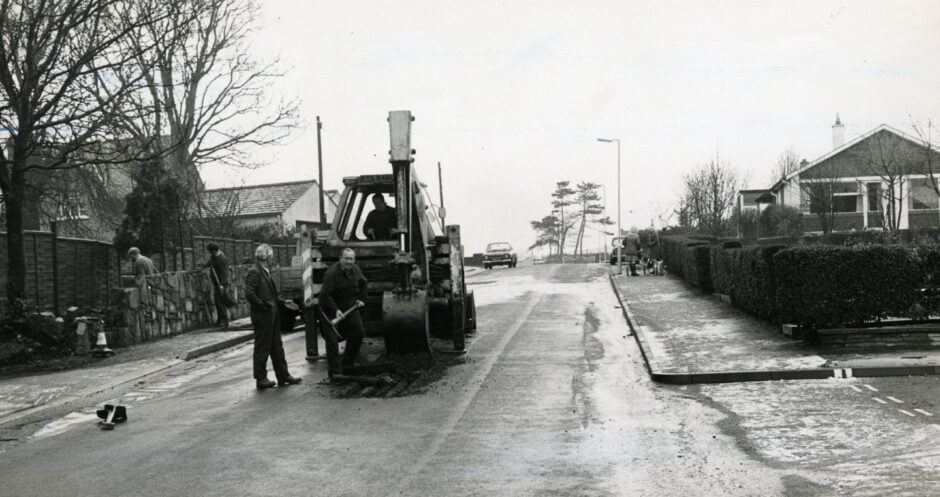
[0,263,938,496]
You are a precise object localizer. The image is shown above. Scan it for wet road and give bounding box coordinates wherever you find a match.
[0,263,937,496]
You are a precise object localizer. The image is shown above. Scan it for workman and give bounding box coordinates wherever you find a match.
[128,247,157,289]
[201,243,231,327]
[363,193,397,240]
[319,247,368,378]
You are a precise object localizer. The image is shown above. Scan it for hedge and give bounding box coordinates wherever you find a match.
[661,236,709,280]
[682,245,713,291]
[708,244,784,321]
[773,245,922,329]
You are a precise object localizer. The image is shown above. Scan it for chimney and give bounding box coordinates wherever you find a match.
[832,113,845,149]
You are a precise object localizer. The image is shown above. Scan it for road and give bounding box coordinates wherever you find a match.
[0,263,938,496]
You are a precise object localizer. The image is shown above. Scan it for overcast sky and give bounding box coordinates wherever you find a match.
[201,0,940,255]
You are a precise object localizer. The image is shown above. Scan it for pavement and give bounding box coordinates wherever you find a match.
[609,267,940,384]
[0,318,258,428]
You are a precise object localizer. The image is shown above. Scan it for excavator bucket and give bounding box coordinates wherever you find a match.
[382,290,431,355]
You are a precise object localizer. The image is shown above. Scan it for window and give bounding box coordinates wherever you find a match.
[832,196,858,213]
[910,178,939,210]
[804,182,860,214]
[338,187,398,241]
[866,183,882,212]
[56,201,87,220]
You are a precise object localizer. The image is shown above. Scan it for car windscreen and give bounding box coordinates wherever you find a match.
[486,243,511,252]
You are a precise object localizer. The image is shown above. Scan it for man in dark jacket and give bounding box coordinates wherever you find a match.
[363,193,397,240]
[202,243,230,327]
[245,244,302,389]
[319,247,367,377]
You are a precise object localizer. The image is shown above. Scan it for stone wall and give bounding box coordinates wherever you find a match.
[107,266,254,346]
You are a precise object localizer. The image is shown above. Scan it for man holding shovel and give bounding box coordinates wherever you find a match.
[319,248,368,378]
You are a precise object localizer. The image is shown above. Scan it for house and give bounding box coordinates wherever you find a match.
[198,180,338,234]
[740,116,940,234]
[737,189,775,213]
[0,137,202,241]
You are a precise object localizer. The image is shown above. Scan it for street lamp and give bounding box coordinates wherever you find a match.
[597,137,621,238]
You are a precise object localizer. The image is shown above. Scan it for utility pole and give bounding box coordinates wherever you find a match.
[316,116,326,228]
[437,161,445,231]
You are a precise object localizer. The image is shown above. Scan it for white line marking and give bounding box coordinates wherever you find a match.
[887,396,904,404]
[864,384,879,392]
[914,409,934,417]
[898,409,917,417]
[873,397,888,404]
[849,385,863,393]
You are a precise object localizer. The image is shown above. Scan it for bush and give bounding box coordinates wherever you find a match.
[0,313,71,366]
[758,205,803,238]
[774,245,922,329]
[661,236,709,279]
[710,243,737,296]
[683,245,713,291]
[736,209,760,240]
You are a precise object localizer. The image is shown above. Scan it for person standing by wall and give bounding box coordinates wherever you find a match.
[319,247,367,378]
[128,247,157,288]
[245,243,302,389]
[202,243,231,327]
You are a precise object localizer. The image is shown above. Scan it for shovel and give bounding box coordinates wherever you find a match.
[320,303,363,341]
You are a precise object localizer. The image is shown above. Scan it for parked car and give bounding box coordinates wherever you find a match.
[484,242,517,269]
[609,237,624,265]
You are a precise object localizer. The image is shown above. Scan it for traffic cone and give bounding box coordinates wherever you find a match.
[91,330,114,357]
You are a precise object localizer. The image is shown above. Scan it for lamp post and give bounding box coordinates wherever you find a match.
[597,138,621,238]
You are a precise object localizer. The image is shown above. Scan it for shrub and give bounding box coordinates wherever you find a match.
[736,209,760,240]
[758,205,803,238]
[683,245,713,291]
[710,242,739,296]
[0,313,71,366]
[774,245,922,329]
[661,236,709,279]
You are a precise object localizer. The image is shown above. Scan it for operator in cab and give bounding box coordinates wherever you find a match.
[363,193,397,240]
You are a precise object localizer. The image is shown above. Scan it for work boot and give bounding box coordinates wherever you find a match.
[256,378,276,389]
[278,376,303,387]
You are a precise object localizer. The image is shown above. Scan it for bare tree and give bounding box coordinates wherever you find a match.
[679,160,739,236]
[798,160,844,235]
[0,0,164,314]
[911,118,940,224]
[864,129,916,231]
[770,147,800,184]
[104,0,300,174]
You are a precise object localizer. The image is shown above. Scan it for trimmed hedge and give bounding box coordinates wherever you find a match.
[664,231,940,331]
[682,245,713,291]
[661,236,709,280]
[774,245,922,329]
[708,244,784,321]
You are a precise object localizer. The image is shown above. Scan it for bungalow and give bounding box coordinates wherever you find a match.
[741,116,940,234]
[198,179,338,234]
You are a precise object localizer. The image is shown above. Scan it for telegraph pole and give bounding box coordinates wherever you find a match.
[316,116,326,227]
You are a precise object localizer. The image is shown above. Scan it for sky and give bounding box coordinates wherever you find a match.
[200,0,940,255]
